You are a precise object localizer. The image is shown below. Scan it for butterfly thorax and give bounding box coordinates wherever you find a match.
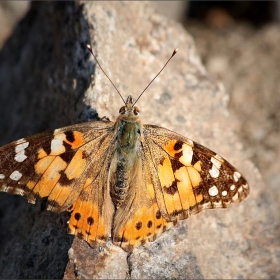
[110,96,143,209]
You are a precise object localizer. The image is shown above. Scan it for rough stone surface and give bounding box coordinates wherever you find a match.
[187,20,280,199]
[0,1,278,279]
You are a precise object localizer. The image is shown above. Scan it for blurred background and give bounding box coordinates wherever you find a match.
[0,0,279,197]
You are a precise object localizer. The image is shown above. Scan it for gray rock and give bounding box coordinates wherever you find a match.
[0,2,278,279]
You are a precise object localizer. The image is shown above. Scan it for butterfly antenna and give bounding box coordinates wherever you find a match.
[87,44,126,104]
[133,48,178,106]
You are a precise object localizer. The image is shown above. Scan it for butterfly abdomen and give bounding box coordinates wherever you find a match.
[110,118,142,208]
[110,158,129,208]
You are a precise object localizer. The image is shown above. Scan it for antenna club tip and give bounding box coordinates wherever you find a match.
[172,48,178,56]
[87,44,92,51]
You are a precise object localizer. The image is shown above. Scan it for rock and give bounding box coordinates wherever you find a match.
[0,1,277,279]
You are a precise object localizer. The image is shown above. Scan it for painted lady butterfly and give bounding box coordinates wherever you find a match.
[0,46,249,252]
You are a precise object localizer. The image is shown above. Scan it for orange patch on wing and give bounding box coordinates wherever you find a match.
[32,156,67,197]
[165,139,181,157]
[37,148,47,159]
[35,156,55,175]
[69,199,98,239]
[47,184,72,207]
[194,160,202,171]
[68,131,85,149]
[118,201,177,251]
[175,167,193,209]
[26,180,36,190]
[65,149,86,180]
[158,157,175,188]
[175,166,203,209]
[187,166,202,187]
[158,157,183,214]
[118,204,156,248]
[69,196,108,245]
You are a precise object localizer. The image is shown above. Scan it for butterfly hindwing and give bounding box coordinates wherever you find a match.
[111,153,174,251]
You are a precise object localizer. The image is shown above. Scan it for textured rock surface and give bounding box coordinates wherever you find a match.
[0,1,278,279]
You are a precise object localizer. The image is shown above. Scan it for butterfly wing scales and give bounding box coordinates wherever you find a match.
[111,124,249,252]
[143,124,250,220]
[0,116,249,252]
[0,121,115,245]
[112,157,174,251]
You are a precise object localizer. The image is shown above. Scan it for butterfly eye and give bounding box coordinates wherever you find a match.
[119,106,126,114]
[133,107,140,115]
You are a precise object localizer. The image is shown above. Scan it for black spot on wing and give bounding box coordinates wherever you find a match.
[58,171,74,186]
[156,210,161,219]
[173,150,183,160]
[74,212,81,221]
[65,131,75,143]
[87,217,94,225]
[170,157,184,170]
[135,221,142,230]
[42,142,52,155]
[191,152,200,166]
[59,141,76,164]
[174,140,183,151]
[163,180,178,195]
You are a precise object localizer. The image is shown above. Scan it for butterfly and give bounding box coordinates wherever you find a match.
[0,46,249,252]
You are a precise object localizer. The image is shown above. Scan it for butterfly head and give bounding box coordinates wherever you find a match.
[118,95,140,119]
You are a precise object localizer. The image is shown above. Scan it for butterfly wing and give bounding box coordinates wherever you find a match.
[143,124,249,220]
[112,150,175,251]
[0,121,115,245]
[112,124,249,251]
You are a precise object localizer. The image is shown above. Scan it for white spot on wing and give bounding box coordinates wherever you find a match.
[209,165,219,178]
[0,174,5,179]
[15,141,29,153]
[14,150,27,162]
[186,139,194,146]
[211,156,222,169]
[14,141,29,162]
[50,135,65,155]
[230,184,236,191]
[232,192,239,201]
[209,185,219,197]
[233,171,241,182]
[179,144,194,166]
[222,190,227,196]
[9,171,22,181]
